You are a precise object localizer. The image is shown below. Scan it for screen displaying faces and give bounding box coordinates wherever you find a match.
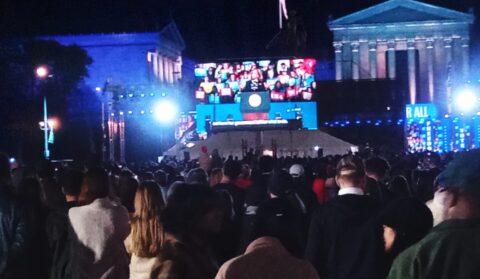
[194,58,317,103]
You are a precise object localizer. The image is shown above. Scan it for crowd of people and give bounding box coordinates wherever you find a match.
[194,59,317,103]
[1,147,480,279]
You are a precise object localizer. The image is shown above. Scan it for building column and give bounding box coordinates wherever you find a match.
[407,39,417,104]
[387,40,396,79]
[369,41,377,79]
[334,42,343,81]
[461,37,470,81]
[426,39,435,102]
[158,55,164,82]
[351,41,360,81]
[444,37,453,113]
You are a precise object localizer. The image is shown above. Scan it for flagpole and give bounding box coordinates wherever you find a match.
[43,96,50,159]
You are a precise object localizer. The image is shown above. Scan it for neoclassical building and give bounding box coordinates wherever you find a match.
[328,0,474,108]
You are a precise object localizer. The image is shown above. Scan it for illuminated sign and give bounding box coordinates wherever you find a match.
[405,103,438,120]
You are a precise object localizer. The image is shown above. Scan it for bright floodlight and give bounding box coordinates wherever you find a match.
[455,89,477,112]
[154,100,178,124]
[36,66,48,78]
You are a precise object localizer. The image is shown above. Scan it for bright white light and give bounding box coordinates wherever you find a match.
[9,158,15,164]
[36,66,48,78]
[154,100,178,124]
[455,89,477,112]
[314,145,320,151]
[186,142,195,148]
[95,87,102,92]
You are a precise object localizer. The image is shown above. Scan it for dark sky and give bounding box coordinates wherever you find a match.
[0,0,478,59]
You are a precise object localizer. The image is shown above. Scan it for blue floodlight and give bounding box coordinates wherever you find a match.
[154,100,179,124]
[455,89,477,112]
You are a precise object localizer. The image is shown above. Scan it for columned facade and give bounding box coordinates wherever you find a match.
[328,0,474,108]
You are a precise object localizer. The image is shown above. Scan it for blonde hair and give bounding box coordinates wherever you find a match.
[130,181,165,257]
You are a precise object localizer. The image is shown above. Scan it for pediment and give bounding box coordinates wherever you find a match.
[329,0,474,28]
[159,21,186,51]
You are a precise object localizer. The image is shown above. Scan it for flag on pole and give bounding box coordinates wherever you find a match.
[48,130,54,144]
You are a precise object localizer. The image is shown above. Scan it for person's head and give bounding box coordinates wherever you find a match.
[251,198,302,257]
[268,169,293,198]
[209,168,223,187]
[335,155,366,189]
[251,69,260,80]
[365,157,391,182]
[118,176,139,212]
[289,164,304,178]
[259,156,274,174]
[267,69,275,79]
[60,168,84,201]
[185,168,208,185]
[79,167,109,204]
[430,150,480,225]
[163,184,223,239]
[274,81,283,90]
[130,180,165,257]
[240,164,251,179]
[223,160,242,181]
[154,169,168,187]
[378,198,433,255]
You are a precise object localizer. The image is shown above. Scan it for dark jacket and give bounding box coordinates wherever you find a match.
[305,194,381,279]
[0,190,26,278]
[151,234,218,279]
[46,201,77,279]
[388,219,480,279]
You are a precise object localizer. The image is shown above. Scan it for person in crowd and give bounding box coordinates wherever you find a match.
[67,168,130,279]
[270,80,285,101]
[212,160,246,263]
[185,167,209,185]
[15,177,50,278]
[46,168,83,279]
[199,146,212,172]
[154,169,169,203]
[289,164,318,215]
[125,181,165,279]
[211,149,224,170]
[236,164,253,189]
[151,184,223,279]
[37,160,65,209]
[364,156,394,203]
[388,150,480,278]
[216,198,319,279]
[209,168,223,187]
[312,163,327,203]
[0,153,27,278]
[373,198,433,278]
[118,175,139,213]
[306,155,380,279]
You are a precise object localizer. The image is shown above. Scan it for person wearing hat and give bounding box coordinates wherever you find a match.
[388,150,480,279]
[305,155,380,279]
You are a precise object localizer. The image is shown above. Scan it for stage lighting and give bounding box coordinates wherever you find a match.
[455,89,477,112]
[154,100,178,124]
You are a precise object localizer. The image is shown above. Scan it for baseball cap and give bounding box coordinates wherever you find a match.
[435,150,480,197]
[336,155,365,177]
[289,164,305,178]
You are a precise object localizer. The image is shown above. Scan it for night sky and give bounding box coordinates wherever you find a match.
[1,0,478,59]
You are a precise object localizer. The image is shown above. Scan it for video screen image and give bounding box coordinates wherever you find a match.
[194,59,317,103]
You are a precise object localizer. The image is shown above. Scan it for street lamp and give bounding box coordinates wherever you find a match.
[35,66,51,159]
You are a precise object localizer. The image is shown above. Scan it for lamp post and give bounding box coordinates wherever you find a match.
[35,66,51,159]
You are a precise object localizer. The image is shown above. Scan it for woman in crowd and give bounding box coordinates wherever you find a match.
[151,184,224,279]
[125,181,165,279]
[375,197,433,278]
[216,198,319,279]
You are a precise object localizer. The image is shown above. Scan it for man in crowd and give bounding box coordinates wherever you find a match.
[305,155,380,279]
[67,168,130,279]
[0,153,26,277]
[46,168,83,279]
[388,150,480,278]
[213,159,245,263]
